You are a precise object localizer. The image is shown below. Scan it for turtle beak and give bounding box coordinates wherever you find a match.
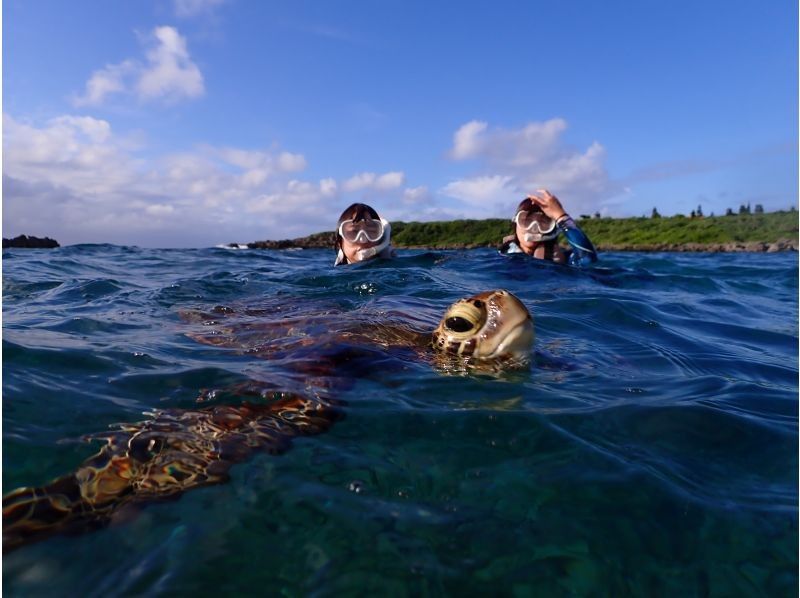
[473,290,534,359]
[485,316,534,359]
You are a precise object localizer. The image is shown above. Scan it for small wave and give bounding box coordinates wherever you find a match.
[50,278,125,303]
[41,317,146,335]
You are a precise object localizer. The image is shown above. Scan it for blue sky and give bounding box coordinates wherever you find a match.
[3,0,797,247]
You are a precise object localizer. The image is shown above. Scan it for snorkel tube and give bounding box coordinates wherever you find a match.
[522,227,559,244]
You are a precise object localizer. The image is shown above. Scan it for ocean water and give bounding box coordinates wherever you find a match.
[2,245,797,596]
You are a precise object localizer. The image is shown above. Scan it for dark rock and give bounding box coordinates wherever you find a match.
[243,231,337,250]
[3,235,60,249]
[247,239,298,249]
[767,238,798,252]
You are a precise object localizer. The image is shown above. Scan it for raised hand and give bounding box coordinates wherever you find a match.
[528,189,567,221]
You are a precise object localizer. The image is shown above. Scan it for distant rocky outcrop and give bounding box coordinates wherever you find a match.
[3,235,60,249]
[238,232,337,250]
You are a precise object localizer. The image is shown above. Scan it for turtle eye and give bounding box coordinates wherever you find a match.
[445,316,474,333]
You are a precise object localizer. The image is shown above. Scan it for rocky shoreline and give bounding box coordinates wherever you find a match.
[597,239,798,253]
[244,231,336,249]
[238,236,798,253]
[3,235,60,249]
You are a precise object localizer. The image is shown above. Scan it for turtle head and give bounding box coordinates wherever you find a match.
[432,290,534,363]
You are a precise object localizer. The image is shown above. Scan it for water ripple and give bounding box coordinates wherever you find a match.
[2,245,797,595]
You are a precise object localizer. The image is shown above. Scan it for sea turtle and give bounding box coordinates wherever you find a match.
[3,290,534,552]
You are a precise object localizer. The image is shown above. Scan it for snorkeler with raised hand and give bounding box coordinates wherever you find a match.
[334,203,395,266]
[500,189,598,266]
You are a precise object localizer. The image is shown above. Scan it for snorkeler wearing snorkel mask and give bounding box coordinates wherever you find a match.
[500,189,598,266]
[334,203,395,266]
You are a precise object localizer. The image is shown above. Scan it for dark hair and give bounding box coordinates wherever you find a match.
[514,197,543,215]
[337,203,380,228]
[334,203,382,259]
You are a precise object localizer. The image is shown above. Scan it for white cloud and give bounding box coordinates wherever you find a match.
[76,61,136,106]
[440,175,516,206]
[376,171,405,189]
[320,178,338,196]
[74,26,204,106]
[342,171,405,192]
[444,118,613,217]
[57,116,113,143]
[136,27,204,102]
[4,110,617,244]
[240,168,269,188]
[278,152,307,172]
[216,147,267,169]
[402,185,430,204]
[0,114,266,244]
[450,118,568,167]
[3,112,418,246]
[246,179,320,215]
[173,0,227,18]
[214,147,307,178]
[450,120,488,160]
[3,114,137,194]
[2,112,613,246]
[523,142,608,192]
[342,172,376,191]
[145,203,175,216]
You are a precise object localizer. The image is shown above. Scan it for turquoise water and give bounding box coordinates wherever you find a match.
[3,245,797,596]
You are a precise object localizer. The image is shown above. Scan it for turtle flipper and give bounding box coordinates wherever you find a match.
[3,473,108,552]
[3,394,342,552]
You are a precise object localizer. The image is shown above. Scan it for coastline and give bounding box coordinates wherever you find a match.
[596,239,798,252]
[241,212,798,253]
[241,235,798,253]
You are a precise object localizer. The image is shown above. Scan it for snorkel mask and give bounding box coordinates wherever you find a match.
[334,217,392,265]
[338,217,385,244]
[513,209,558,243]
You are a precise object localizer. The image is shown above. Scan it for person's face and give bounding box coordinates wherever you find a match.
[339,215,384,263]
[515,222,537,254]
[514,209,555,254]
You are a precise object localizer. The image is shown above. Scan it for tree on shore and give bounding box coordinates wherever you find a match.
[754,204,764,214]
[651,207,661,218]
[726,208,734,216]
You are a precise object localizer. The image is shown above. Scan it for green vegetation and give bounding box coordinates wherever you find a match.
[576,210,797,246]
[392,219,509,247]
[387,211,798,248]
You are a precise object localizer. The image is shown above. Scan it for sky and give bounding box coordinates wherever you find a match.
[3,0,797,247]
